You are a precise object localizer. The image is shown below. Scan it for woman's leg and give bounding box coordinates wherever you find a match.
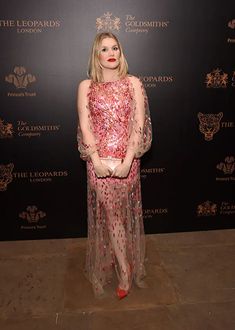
[106,206,130,290]
[95,178,130,290]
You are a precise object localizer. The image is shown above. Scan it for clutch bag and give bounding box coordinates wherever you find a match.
[100,157,123,171]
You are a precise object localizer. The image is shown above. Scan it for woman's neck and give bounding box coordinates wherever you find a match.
[101,69,120,82]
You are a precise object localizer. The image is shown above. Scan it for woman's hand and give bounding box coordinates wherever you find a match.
[112,162,131,178]
[93,162,113,178]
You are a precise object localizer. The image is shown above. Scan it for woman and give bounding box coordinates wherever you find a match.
[77,32,152,299]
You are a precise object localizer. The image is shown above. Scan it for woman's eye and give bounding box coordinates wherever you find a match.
[113,46,119,51]
[101,48,107,52]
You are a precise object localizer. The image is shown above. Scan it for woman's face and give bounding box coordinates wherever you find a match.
[98,37,120,70]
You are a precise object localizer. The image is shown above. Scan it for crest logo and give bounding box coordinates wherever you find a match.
[0,163,14,191]
[198,112,223,141]
[0,118,13,138]
[217,156,235,175]
[197,201,217,216]
[228,19,235,29]
[5,66,36,88]
[205,69,228,88]
[19,205,46,223]
[96,12,121,32]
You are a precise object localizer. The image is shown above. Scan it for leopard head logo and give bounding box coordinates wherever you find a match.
[0,163,14,191]
[198,112,223,141]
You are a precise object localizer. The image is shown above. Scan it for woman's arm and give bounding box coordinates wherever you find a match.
[112,75,152,178]
[77,80,112,177]
[123,75,146,165]
[77,80,99,162]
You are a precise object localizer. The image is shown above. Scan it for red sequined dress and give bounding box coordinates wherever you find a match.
[77,75,152,297]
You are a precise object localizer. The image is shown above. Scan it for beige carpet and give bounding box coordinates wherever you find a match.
[0,229,235,329]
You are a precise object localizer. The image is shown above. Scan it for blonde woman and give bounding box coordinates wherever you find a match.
[77,32,152,299]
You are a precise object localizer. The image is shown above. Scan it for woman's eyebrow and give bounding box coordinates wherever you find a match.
[100,44,118,48]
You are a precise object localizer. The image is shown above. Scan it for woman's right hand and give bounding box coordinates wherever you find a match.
[93,162,112,178]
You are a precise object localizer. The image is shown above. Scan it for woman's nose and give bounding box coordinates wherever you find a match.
[108,48,114,56]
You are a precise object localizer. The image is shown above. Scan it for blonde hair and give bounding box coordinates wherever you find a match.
[87,32,128,82]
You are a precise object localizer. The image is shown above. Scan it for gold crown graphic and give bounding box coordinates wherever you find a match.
[205,69,228,88]
[197,201,217,216]
[217,156,235,175]
[19,205,46,223]
[0,118,13,138]
[198,112,223,141]
[96,12,121,31]
[5,66,36,89]
[228,19,235,29]
[0,163,14,191]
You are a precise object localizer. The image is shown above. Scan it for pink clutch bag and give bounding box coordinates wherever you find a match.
[100,157,123,171]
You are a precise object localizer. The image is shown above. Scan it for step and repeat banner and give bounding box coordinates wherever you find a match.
[0,0,234,240]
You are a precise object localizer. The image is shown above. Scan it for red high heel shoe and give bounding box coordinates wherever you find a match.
[116,263,132,300]
[116,286,129,299]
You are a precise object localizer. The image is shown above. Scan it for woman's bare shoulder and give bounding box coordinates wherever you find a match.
[77,79,92,98]
[78,79,91,90]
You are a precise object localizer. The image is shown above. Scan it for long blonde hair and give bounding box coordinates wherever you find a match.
[87,32,128,82]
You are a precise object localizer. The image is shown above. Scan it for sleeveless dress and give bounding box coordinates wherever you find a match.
[77,75,152,297]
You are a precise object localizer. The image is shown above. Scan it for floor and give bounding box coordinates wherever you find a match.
[0,228,235,330]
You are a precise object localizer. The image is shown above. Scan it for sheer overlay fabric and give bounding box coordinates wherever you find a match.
[77,75,152,297]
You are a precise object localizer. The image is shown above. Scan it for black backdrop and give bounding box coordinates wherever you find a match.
[0,0,234,241]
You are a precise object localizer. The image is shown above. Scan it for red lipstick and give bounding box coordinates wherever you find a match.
[108,58,116,62]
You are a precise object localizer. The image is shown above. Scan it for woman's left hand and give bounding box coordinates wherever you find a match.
[111,162,131,178]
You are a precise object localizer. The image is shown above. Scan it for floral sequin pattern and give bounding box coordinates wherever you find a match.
[88,78,134,159]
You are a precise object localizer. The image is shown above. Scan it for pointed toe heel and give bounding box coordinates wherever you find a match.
[116,286,129,299]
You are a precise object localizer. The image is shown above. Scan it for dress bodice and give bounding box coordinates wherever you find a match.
[88,76,133,158]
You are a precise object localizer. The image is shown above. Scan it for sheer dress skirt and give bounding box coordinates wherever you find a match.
[84,158,147,297]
